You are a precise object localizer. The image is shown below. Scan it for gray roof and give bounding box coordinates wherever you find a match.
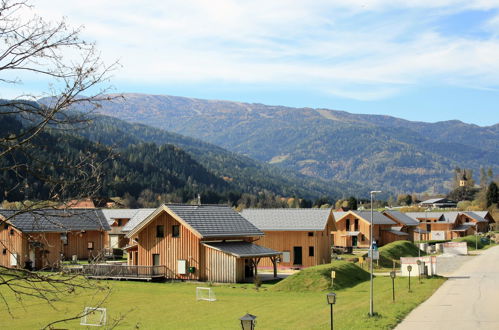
[383,211,419,226]
[387,230,409,236]
[167,204,263,237]
[240,208,332,231]
[332,211,347,220]
[121,209,156,232]
[341,211,395,225]
[420,198,456,204]
[101,209,141,225]
[462,212,488,223]
[202,241,281,258]
[406,212,449,222]
[0,209,110,233]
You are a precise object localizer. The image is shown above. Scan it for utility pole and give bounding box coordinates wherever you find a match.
[369,190,381,317]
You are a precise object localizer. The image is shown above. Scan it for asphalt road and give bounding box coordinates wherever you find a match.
[396,245,499,330]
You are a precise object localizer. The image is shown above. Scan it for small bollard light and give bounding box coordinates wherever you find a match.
[327,292,336,330]
[390,271,396,302]
[407,265,412,292]
[240,313,257,330]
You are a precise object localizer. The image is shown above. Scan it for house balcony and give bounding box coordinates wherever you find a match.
[81,264,167,281]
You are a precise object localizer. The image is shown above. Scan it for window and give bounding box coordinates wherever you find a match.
[87,241,94,250]
[2,249,6,255]
[354,219,359,231]
[282,251,290,263]
[61,233,68,245]
[156,225,165,238]
[3,223,8,230]
[308,232,314,237]
[172,225,180,238]
[309,246,314,257]
[153,254,160,266]
[9,229,14,236]
[426,224,431,232]
[346,219,350,231]
[117,219,123,226]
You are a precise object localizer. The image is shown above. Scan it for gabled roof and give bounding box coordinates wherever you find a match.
[383,210,419,226]
[101,209,142,225]
[126,204,263,238]
[406,212,448,222]
[121,209,156,232]
[332,211,347,221]
[0,209,110,233]
[240,208,334,231]
[337,210,395,225]
[202,241,280,258]
[420,198,456,204]
[461,211,488,223]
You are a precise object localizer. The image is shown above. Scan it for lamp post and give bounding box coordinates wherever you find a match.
[327,292,336,330]
[407,265,412,292]
[475,226,479,250]
[390,271,396,302]
[416,260,422,284]
[369,190,381,317]
[240,313,257,330]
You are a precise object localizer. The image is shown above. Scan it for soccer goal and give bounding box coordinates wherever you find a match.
[196,287,216,301]
[80,307,107,327]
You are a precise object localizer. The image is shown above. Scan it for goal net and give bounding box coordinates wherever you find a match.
[196,287,216,302]
[80,307,107,327]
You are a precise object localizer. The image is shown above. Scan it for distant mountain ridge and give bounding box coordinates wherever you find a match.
[63,93,499,194]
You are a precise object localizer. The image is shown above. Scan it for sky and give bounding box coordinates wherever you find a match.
[9,0,499,125]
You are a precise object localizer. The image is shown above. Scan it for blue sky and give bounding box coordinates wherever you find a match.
[8,1,499,126]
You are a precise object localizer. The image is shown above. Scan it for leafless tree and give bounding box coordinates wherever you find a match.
[0,0,119,326]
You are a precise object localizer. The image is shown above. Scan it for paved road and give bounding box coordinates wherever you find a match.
[396,246,499,330]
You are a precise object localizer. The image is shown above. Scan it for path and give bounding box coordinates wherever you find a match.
[396,245,499,330]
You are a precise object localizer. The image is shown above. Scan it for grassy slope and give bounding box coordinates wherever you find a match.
[452,235,490,250]
[1,276,445,329]
[272,260,370,292]
[377,241,424,268]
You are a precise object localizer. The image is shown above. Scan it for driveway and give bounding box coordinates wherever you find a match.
[396,245,499,330]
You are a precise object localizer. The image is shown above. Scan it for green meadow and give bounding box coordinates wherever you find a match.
[1,264,444,329]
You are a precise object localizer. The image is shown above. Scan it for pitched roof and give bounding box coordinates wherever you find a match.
[121,209,156,232]
[461,211,488,223]
[332,211,347,221]
[240,208,333,231]
[420,198,455,204]
[338,211,395,225]
[0,209,110,233]
[127,204,263,238]
[406,212,449,222]
[383,210,419,226]
[101,209,141,225]
[202,241,281,258]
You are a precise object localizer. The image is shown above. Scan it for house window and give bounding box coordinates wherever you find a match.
[426,224,431,232]
[9,229,14,236]
[3,223,8,230]
[156,225,165,238]
[172,225,180,238]
[465,218,469,223]
[2,248,6,255]
[87,241,94,250]
[346,219,350,231]
[308,232,314,237]
[354,219,359,231]
[117,219,123,226]
[61,233,68,245]
[309,246,314,257]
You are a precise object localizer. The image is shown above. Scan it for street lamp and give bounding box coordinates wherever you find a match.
[327,292,337,330]
[407,265,412,292]
[239,313,257,330]
[390,271,396,302]
[369,190,381,317]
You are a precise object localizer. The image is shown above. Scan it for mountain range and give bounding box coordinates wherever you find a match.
[85,93,499,194]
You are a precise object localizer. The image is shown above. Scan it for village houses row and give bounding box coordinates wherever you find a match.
[0,204,495,283]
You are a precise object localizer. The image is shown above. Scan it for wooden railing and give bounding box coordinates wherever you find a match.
[81,264,167,278]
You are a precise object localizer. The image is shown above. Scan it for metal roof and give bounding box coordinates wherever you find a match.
[127,204,263,238]
[451,225,473,232]
[0,209,110,233]
[461,212,488,223]
[420,198,456,204]
[406,212,449,222]
[383,210,419,226]
[121,209,156,232]
[101,209,141,225]
[338,211,395,225]
[387,230,409,236]
[240,208,332,231]
[202,241,281,258]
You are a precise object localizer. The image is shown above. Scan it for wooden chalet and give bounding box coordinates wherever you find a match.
[382,210,420,242]
[240,208,335,269]
[0,209,110,270]
[102,209,154,249]
[332,211,396,248]
[406,211,494,240]
[124,204,281,283]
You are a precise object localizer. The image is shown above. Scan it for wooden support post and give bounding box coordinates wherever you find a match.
[271,256,277,278]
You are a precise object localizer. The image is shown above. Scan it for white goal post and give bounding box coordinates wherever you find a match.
[80,307,107,327]
[196,287,216,302]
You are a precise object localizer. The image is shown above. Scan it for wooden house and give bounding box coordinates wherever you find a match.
[332,211,396,248]
[125,204,281,283]
[0,209,110,269]
[406,211,493,241]
[102,209,154,249]
[240,208,336,269]
[382,210,420,242]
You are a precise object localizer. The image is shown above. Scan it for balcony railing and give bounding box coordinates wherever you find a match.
[81,264,167,279]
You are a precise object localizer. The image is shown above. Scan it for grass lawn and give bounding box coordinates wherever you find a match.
[1,274,444,329]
